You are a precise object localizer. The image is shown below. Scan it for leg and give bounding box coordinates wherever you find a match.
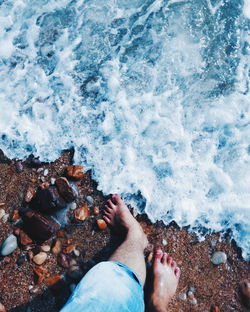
[147,248,181,312]
[103,194,148,285]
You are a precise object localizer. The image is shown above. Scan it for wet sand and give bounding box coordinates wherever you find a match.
[0,150,249,312]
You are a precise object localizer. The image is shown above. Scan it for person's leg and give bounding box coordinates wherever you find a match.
[103,194,148,285]
[147,248,181,312]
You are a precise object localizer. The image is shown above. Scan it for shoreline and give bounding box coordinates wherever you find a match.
[0,149,249,311]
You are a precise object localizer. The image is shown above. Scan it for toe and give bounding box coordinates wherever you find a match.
[154,248,163,263]
[171,260,176,269]
[103,215,111,224]
[104,211,112,218]
[107,199,116,209]
[162,252,168,264]
[167,255,172,265]
[174,267,181,278]
[105,205,113,213]
[112,194,123,204]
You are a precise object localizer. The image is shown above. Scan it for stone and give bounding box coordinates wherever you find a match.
[52,240,62,255]
[55,177,76,202]
[57,253,70,268]
[86,195,94,205]
[1,214,9,223]
[29,156,42,167]
[29,285,41,294]
[41,245,50,252]
[70,202,77,210]
[75,205,89,221]
[64,245,75,254]
[0,208,5,220]
[73,249,80,257]
[210,305,220,312]
[12,210,20,221]
[93,206,99,215]
[50,178,56,185]
[0,302,6,312]
[162,239,167,246]
[15,229,33,246]
[46,275,63,287]
[57,229,67,238]
[189,298,197,305]
[66,165,84,180]
[97,219,108,230]
[15,161,23,173]
[25,188,36,203]
[20,209,60,242]
[33,266,48,284]
[43,169,49,176]
[31,186,66,213]
[39,182,49,189]
[1,234,18,256]
[179,293,187,301]
[28,251,34,261]
[187,291,194,300]
[33,252,47,265]
[16,255,27,266]
[211,251,227,265]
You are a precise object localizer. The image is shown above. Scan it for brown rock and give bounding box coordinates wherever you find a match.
[0,302,6,312]
[20,209,60,242]
[46,275,63,287]
[97,219,108,230]
[64,245,75,254]
[57,229,67,238]
[33,266,48,284]
[33,252,47,265]
[52,240,62,255]
[41,245,50,252]
[66,165,84,180]
[75,205,89,221]
[57,253,70,268]
[15,229,33,246]
[12,210,20,221]
[25,187,36,203]
[55,177,76,202]
[93,206,99,215]
[210,305,220,312]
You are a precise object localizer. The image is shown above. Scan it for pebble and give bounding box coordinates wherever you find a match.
[15,229,33,246]
[73,249,80,257]
[50,178,56,185]
[52,240,62,255]
[12,210,20,222]
[179,293,187,301]
[37,168,43,173]
[55,177,76,202]
[64,245,75,254]
[41,245,50,252]
[43,169,49,176]
[57,229,67,238]
[189,298,198,305]
[162,239,167,246]
[16,255,27,266]
[0,302,6,312]
[2,214,9,223]
[97,219,108,230]
[25,188,36,203]
[0,208,5,220]
[29,285,40,294]
[33,266,48,284]
[33,252,47,265]
[86,195,94,205]
[46,275,63,287]
[75,206,89,221]
[93,206,99,215]
[57,253,70,268]
[211,251,227,265]
[15,161,23,173]
[66,165,84,180]
[187,291,194,300]
[70,202,77,210]
[1,234,18,256]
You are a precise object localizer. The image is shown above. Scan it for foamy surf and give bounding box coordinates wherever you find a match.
[0,0,249,259]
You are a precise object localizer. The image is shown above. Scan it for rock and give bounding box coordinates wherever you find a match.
[29,285,41,294]
[33,266,48,284]
[31,186,66,213]
[239,279,250,309]
[93,206,99,215]
[15,229,33,246]
[70,202,77,210]
[28,251,34,261]
[210,305,220,312]
[33,252,47,265]
[12,210,20,222]
[64,245,75,254]
[29,156,42,167]
[211,251,227,265]
[16,255,27,266]
[52,240,62,255]
[189,298,197,305]
[41,245,50,252]
[66,165,84,180]
[3,257,11,264]
[0,208,5,220]
[46,275,63,287]
[97,219,108,230]
[75,205,89,221]
[43,169,49,176]
[57,253,70,268]
[1,214,9,223]
[1,234,18,256]
[179,293,187,301]
[57,229,67,238]
[20,209,60,242]
[0,302,6,312]
[55,177,76,202]
[86,195,94,205]
[162,239,167,246]
[187,291,194,300]
[25,188,36,203]
[50,178,56,185]
[73,249,80,257]
[39,182,49,189]
[15,161,23,173]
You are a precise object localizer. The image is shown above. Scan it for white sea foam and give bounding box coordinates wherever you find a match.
[0,0,250,258]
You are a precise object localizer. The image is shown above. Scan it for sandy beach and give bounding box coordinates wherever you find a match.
[0,150,249,312]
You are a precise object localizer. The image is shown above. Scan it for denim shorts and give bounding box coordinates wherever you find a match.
[60,261,145,312]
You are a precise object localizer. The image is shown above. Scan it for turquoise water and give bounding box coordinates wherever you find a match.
[0,0,250,258]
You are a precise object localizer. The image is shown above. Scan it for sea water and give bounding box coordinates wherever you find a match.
[0,0,250,259]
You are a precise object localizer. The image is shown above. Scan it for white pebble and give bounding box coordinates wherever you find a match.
[162,239,167,246]
[74,249,80,257]
[43,169,49,176]
[211,251,227,265]
[179,293,187,301]
[1,234,18,256]
[2,213,9,223]
[86,195,94,205]
[50,178,56,185]
[70,202,77,210]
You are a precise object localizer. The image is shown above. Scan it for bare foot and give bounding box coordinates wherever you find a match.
[103,194,147,247]
[147,248,180,312]
[239,279,250,309]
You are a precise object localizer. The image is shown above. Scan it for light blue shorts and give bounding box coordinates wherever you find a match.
[60,261,145,312]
